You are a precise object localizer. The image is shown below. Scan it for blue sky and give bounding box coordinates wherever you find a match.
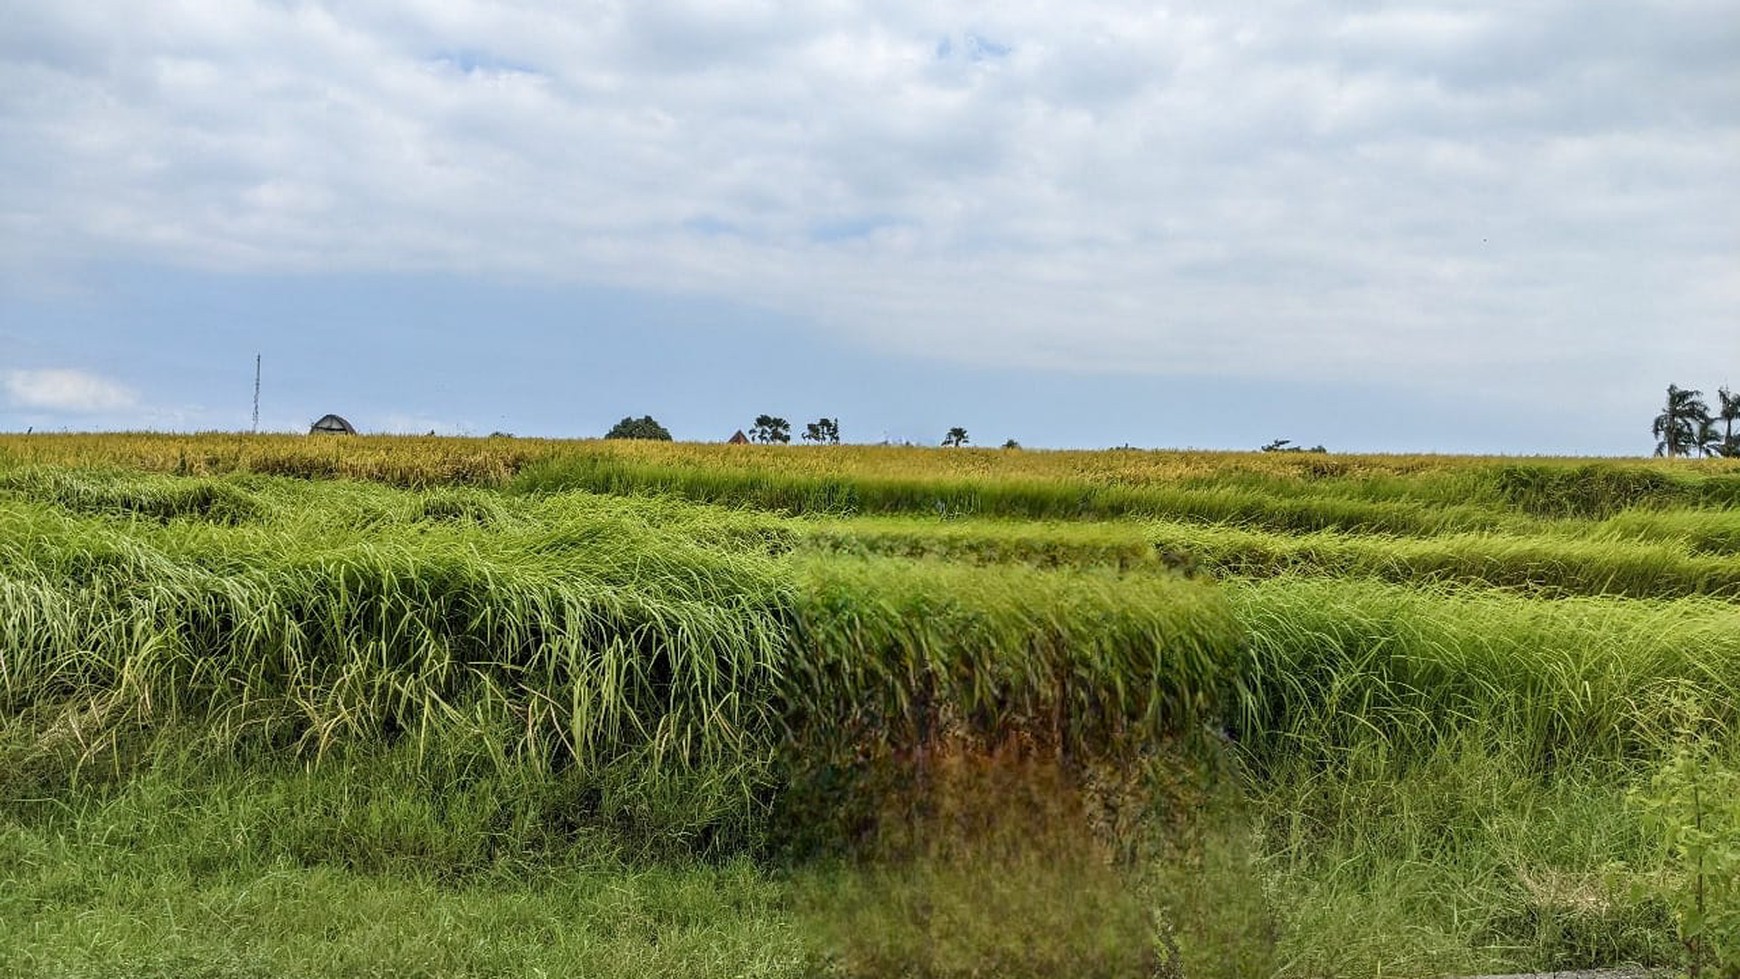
[3,1,1736,453]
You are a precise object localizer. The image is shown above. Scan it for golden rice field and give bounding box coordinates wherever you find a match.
[1,432,1737,977]
[7,429,1735,486]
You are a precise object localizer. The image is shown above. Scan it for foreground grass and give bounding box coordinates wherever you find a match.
[1251,748,1684,976]
[1,845,808,979]
[0,738,1701,978]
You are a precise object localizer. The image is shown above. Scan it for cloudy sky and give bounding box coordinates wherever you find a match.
[2,1,1735,452]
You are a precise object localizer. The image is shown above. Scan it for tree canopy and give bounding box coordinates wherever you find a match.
[1262,439,1328,454]
[802,417,841,444]
[1718,386,1740,458]
[750,415,791,444]
[1653,385,1710,458]
[604,415,672,440]
[942,427,969,447]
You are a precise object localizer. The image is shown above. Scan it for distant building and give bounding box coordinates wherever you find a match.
[309,414,357,435]
[727,430,749,445]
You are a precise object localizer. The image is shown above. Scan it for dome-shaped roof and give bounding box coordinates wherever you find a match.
[309,413,356,435]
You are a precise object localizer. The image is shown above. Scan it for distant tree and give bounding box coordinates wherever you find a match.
[604,415,672,440]
[942,427,969,447]
[1653,385,1710,458]
[802,417,841,444]
[750,415,791,444]
[1262,438,1327,453]
[1002,438,1020,449]
[1718,386,1740,458]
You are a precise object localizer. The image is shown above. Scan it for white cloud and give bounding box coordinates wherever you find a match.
[1,0,1736,409]
[4,368,137,412]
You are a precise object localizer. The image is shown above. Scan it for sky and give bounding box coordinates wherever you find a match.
[2,1,1736,453]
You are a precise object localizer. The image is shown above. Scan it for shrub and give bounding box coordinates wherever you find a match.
[603,416,672,440]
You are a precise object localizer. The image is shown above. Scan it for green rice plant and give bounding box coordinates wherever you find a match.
[1487,463,1740,517]
[797,516,1161,570]
[1197,461,1740,521]
[6,470,1733,799]
[515,453,1136,519]
[1489,464,1691,518]
[1146,520,1740,599]
[0,491,794,847]
[1226,577,1740,768]
[785,557,1237,759]
[1594,508,1740,556]
[1,474,1252,857]
[0,466,269,525]
[789,511,1740,599]
[514,452,1541,537]
[13,435,1740,547]
[768,555,1241,854]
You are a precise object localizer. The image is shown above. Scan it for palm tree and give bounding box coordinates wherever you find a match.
[750,414,791,444]
[1653,385,1710,458]
[942,427,969,447]
[1717,386,1740,458]
[1696,417,1724,458]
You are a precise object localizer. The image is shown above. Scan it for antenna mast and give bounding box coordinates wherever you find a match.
[252,354,261,433]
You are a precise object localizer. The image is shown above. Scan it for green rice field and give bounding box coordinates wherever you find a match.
[2,434,1737,977]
